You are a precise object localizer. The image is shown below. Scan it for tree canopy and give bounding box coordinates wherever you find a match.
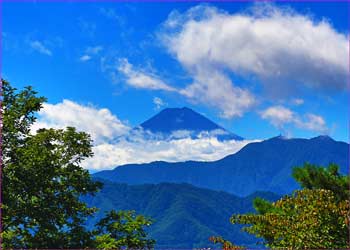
[95,210,155,249]
[1,79,155,249]
[229,163,350,249]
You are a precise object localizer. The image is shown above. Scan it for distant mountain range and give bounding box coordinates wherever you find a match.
[93,135,348,196]
[135,107,243,141]
[84,180,280,249]
[91,107,348,248]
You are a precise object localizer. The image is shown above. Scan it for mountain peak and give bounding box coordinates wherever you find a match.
[141,107,222,132]
[161,106,194,113]
[270,135,289,140]
[140,107,243,140]
[311,135,334,142]
[181,106,191,110]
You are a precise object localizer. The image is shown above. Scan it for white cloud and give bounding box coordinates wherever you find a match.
[179,68,255,118]
[260,106,295,127]
[32,100,130,144]
[260,105,328,134]
[80,55,92,62]
[30,40,52,56]
[117,57,254,118]
[79,46,103,62]
[159,4,348,116]
[33,100,257,170]
[295,114,328,134]
[82,136,259,170]
[118,58,177,91]
[153,97,166,110]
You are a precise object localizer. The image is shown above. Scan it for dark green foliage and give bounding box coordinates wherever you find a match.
[292,163,349,201]
[2,79,46,162]
[253,197,279,215]
[94,210,155,249]
[84,180,280,248]
[2,79,155,249]
[2,80,102,247]
[4,128,103,247]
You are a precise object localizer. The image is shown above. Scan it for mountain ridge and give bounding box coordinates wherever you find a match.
[93,135,349,196]
[84,181,280,248]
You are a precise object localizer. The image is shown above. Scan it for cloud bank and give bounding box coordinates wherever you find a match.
[33,100,258,170]
[82,136,258,170]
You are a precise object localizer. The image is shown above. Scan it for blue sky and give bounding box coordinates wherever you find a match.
[2,1,349,169]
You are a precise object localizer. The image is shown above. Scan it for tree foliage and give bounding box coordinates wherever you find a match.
[94,210,155,249]
[292,162,349,201]
[229,163,350,249]
[232,189,349,248]
[209,236,245,250]
[1,79,155,249]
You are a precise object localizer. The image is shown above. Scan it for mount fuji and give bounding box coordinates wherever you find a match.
[134,107,243,141]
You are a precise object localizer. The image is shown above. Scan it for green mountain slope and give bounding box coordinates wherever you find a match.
[84,180,279,248]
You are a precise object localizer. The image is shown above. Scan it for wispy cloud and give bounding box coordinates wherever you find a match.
[292,98,304,106]
[86,46,103,55]
[79,46,103,62]
[153,97,166,110]
[30,40,52,56]
[118,58,177,92]
[99,7,125,25]
[78,18,97,37]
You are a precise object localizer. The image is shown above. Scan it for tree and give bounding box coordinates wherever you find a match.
[2,79,102,247]
[232,189,349,249]
[292,162,349,201]
[1,79,155,248]
[94,210,155,249]
[209,236,245,250]
[229,163,350,249]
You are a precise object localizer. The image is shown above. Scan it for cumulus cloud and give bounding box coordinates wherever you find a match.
[118,58,177,91]
[260,105,328,134]
[260,106,295,127]
[33,100,256,170]
[82,136,259,170]
[295,114,328,133]
[30,40,52,56]
[179,68,255,118]
[159,4,348,116]
[32,100,130,144]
